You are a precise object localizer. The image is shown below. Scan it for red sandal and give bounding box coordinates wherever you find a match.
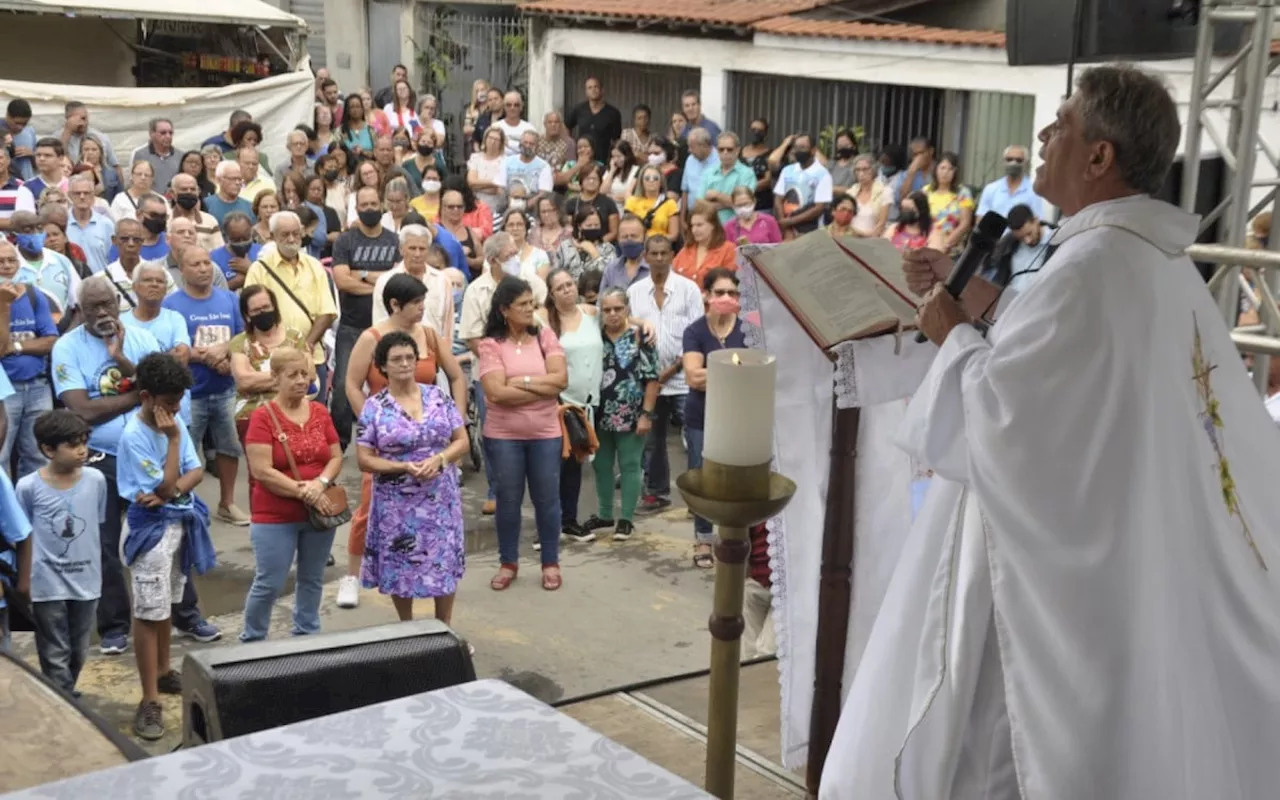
[490,563,518,591]
[541,564,562,591]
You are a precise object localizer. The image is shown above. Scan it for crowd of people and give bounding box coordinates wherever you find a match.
[0,64,1055,741]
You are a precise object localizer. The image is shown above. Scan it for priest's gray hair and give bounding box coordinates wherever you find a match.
[483,232,513,262]
[399,224,432,246]
[1075,64,1179,195]
[132,259,167,283]
[269,209,301,235]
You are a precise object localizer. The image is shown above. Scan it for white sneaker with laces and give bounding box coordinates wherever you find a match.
[336,575,360,608]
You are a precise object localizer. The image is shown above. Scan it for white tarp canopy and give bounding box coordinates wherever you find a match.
[0,69,315,174]
[0,0,305,27]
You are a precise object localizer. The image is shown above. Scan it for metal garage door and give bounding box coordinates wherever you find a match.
[562,57,700,134]
[289,0,326,68]
[727,71,945,159]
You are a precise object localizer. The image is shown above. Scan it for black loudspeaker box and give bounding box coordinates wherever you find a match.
[1007,0,1244,66]
[181,619,476,745]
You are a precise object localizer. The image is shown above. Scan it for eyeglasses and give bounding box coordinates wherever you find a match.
[442,203,464,210]
[711,289,740,298]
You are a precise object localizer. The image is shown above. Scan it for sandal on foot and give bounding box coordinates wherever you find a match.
[490,564,518,591]
[541,564,562,591]
[693,547,714,570]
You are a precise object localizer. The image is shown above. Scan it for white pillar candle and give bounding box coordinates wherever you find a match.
[703,348,777,467]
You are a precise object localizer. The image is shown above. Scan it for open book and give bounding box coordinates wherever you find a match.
[746,234,918,351]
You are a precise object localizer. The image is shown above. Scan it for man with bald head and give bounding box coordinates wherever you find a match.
[494,90,536,156]
[103,218,173,311]
[169,172,223,253]
[162,246,247,526]
[237,147,273,203]
[975,143,1046,219]
[154,215,228,295]
[65,172,113,274]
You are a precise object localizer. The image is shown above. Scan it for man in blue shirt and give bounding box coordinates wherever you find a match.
[51,277,218,654]
[106,194,169,263]
[680,128,717,224]
[163,246,248,527]
[679,90,721,142]
[0,239,59,479]
[0,458,31,650]
[66,174,114,275]
[203,161,255,226]
[122,261,192,425]
[209,212,260,291]
[976,144,1046,220]
[2,99,37,180]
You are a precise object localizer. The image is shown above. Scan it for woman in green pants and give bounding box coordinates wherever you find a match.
[582,286,660,541]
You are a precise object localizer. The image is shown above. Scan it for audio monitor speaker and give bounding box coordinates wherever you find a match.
[181,619,475,745]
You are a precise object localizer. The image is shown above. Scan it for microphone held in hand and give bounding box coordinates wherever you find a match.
[914,210,1008,343]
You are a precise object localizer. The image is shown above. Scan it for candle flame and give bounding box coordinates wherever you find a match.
[732,353,741,365]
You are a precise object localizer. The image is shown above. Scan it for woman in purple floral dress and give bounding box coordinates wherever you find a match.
[355,331,471,624]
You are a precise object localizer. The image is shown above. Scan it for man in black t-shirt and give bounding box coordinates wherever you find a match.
[329,185,400,450]
[564,77,622,167]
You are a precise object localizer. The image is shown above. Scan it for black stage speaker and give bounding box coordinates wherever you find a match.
[1157,153,1228,281]
[182,619,475,745]
[1007,0,1244,66]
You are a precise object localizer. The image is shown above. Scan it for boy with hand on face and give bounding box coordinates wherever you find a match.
[115,352,216,741]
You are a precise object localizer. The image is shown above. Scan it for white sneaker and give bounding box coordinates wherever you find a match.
[336,575,360,608]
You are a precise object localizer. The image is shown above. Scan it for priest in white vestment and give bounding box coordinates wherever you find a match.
[821,64,1280,799]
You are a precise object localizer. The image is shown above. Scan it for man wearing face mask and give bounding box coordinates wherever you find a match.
[169,173,223,253]
[976,144,1046,219]
[9,210,80,318]
[496,130,553,198]
[210,212,260,292]
[371,224,453,335]
[599,214,650,296]
[243,210,337,403]
[741,118,775,213]
[117,194,171,263]
[774,133,833,239]
[330,185,402,450]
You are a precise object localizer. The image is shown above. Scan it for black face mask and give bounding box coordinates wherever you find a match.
[899,209,919,225]
[249,310,279,333]
[749,130,766,145]
[323,169,339,182]
[793,150,813,167]
[229,241,252,258]
[174,194,199,211]
[358,209,382,228]
[142,216,166,236]
[416,144,433,157]
[580,227,604,242]
[836,147,856,159]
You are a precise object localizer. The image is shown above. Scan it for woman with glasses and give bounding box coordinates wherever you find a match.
[681,268,746,569]
[849,154,888,237]
[110,160,158,223]
[624,164,680,240]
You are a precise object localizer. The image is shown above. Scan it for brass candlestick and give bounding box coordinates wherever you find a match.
[677,459,796,800]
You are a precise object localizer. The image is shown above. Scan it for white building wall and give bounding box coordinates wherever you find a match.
[529,26,1280,211]
[325,0,370,92]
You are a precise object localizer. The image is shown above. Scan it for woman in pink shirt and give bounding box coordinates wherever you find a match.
[724,185,782,246]
[478,276,569,592]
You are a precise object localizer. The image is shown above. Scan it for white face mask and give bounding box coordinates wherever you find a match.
[422,179,441,194]
[501,255,521,276]
[508,199,526,212]
[734,204,754,219]
[647,153,666,166]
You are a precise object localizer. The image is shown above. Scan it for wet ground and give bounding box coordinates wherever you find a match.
[9,434,724,755]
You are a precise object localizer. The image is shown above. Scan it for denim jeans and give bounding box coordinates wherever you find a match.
[314,362,330,408]
[642,393,686,500]
[190,388,242,458]
[473,379,495,500]
[90,451,204,639]
[1,378,53,479]
[487,437,561,566]
[32,598,97,693]
[240,521,336,641]
[330,324,363,451]
[684,427,715,543]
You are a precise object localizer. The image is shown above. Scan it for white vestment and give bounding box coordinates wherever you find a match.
[820,194,1280,799]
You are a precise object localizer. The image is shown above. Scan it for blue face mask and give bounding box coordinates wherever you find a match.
[14,232,45,253]
[452,288,465,311]
[619,240,645,261]
[879,165,898,179]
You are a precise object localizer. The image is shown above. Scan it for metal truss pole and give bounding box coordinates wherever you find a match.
[1180,0,1280,394]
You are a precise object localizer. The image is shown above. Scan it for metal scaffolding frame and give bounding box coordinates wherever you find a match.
[1181,0,1280,393]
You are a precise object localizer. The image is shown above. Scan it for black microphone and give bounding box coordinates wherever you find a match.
[915,210,1008,343]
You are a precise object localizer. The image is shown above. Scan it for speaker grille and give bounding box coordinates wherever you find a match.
[208,632,473,739]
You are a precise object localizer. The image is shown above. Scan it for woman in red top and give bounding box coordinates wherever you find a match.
[672,200,738,288]
[241,347,344,642]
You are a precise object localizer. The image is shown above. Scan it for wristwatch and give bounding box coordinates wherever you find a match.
[11,341,22,355]
[642,408,657,420]
[360,269,369,281]
[317,476,331,487]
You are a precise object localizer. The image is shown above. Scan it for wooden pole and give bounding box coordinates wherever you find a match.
[805,404,861,796]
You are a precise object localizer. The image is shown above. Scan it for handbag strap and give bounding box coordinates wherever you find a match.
[256,259,316,325]
[262,401,304,482]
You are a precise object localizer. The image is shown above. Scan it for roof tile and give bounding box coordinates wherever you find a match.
[519,0,838,26]
[753,16,1006,48]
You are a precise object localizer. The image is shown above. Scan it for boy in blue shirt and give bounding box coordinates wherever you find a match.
[117,352,214,740]
[16,410,106,694]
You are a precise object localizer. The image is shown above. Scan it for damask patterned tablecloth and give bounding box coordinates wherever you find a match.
[5,679,712,799]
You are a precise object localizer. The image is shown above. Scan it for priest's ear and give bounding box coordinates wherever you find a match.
[1083,139,1116,183]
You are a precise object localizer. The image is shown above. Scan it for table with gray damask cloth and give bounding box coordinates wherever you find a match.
[4,679,712,799]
